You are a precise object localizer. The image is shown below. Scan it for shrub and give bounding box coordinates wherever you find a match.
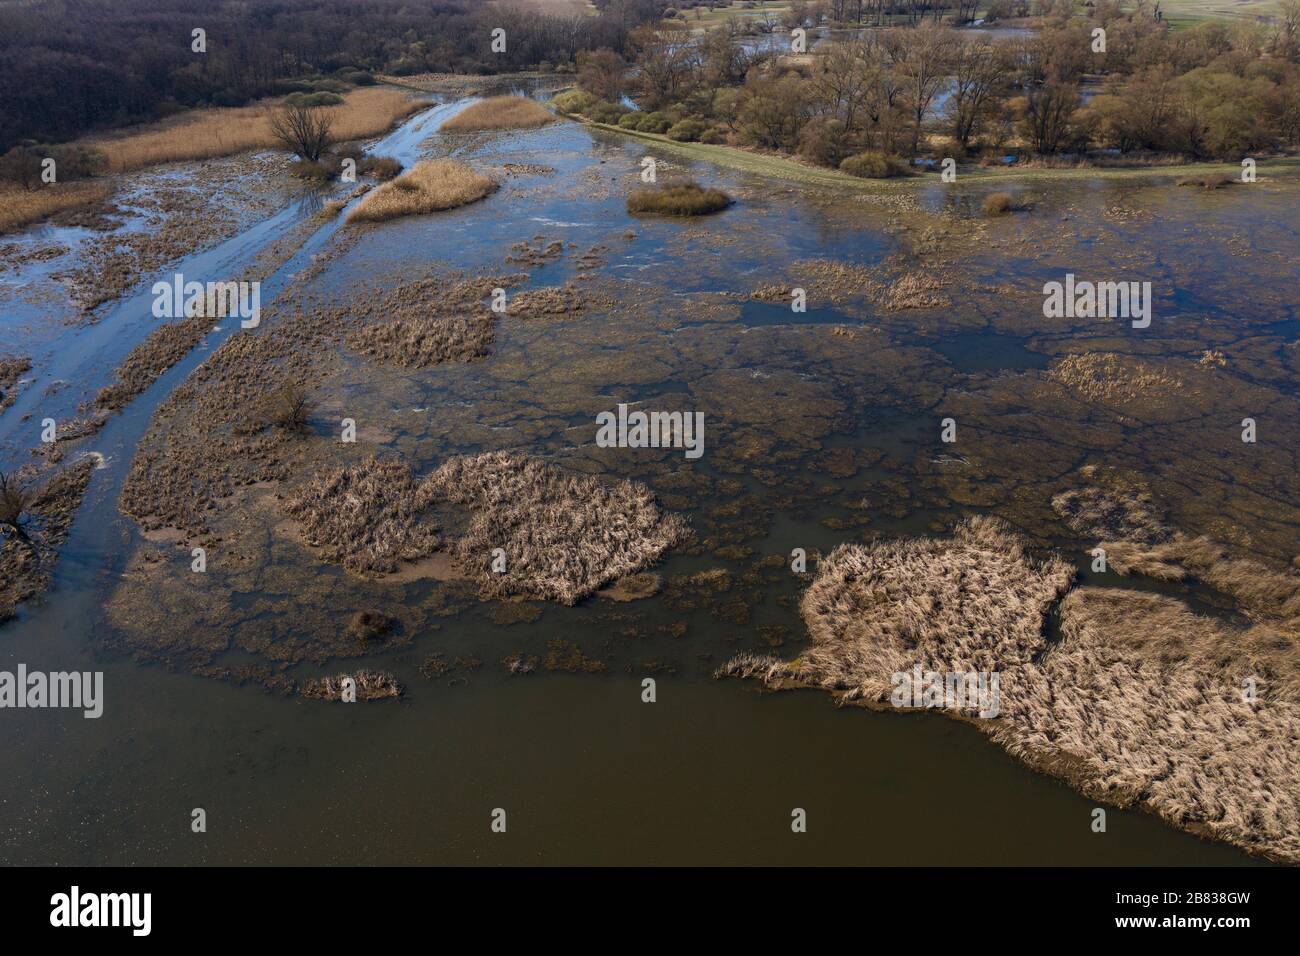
[347,609,396,642]
[699,127,727,145]
[259,384,315,433]
[440,96,557,132]
[0,144,106,190]
[617,112,642,129]
[667,118,709,142]
[388,56,424,76]
[284,91,344,108]
[626,180,732,217]
[635,112,673,134]
[0,471,36,537]
[347,159,497,223]
[1178,174,1236,190]
[0,147,43,190]
[839,151,911,179]
[588,101,628,125]
[336,68,377,87]
[798,117,849,168]
[361,156,403,180]
[290,157,341,180]
[982,191,1027,216]
[551,89,597,116]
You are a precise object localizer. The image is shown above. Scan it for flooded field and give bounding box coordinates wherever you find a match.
[1,89,1296,865]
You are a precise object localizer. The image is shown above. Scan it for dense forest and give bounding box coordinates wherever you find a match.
[0,0,669,151]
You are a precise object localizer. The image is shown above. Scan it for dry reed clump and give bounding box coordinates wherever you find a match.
[507,237,565,266]
[981,191,1028,216]
[1199,348,1228,367]
[422,452,690,605]
[280,456,441,576]
[714,652,789,683]
[750,283,795,302]
[783,258,881,304]
[1048,353,1185,405]
[345,159,497,224]
[90,88,422,172]
[725,514,1300,861]
[1051,483,1171,546]
[1054,476,1300,633]
[121,324,327,537]
[345,270,521,369]
[1,355,32,412]
[350,313,495,368]
[626,180,732,217]
[0,182,113,234]
[248,383,316,434]
[439,96,558,133]
[95,313,213,411]
[994,587,1300,863]
[875,271,950,310]
[361,156,403,180]
[1178,174,1236,190]
[347,609,396,643]
[300,670,402,701]
[790,516,1074,705]
[1100,535,1300,629]
[0,459,96,624]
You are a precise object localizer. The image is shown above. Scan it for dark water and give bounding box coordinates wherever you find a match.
[1,97,1293,866]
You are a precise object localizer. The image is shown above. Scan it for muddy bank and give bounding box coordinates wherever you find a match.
[0,356,30,413]
[0,457,96,623]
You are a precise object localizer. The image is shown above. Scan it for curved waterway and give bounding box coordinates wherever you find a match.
[2,89,1294,864]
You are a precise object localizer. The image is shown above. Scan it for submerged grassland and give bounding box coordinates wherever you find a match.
[79,109,1300,859]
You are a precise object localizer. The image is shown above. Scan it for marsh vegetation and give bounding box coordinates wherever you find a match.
[2,0,1299,868]
[439,95,560,132]
[627,180,733,215]
[346,159,498,223]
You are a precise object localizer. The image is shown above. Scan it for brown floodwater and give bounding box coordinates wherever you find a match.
[1,95,1295,865]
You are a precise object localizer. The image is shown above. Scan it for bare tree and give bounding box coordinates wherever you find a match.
[885,24,957,158]
[1021,73,1079,153]
[631,23,701,109]
[271,104,334,162]
[812,39,878,134]
[946,39,1008,152]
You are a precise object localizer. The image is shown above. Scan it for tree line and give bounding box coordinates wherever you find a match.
[0,0,670,152]
[602,1,1300,170]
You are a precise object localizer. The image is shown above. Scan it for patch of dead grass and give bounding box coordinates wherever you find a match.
[90,88,423,172]
[346,158,497,224]
[0,182,113,235]
[439,95,558,133]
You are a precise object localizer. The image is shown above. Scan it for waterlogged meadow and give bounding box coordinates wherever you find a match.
[0,86,1297,865]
